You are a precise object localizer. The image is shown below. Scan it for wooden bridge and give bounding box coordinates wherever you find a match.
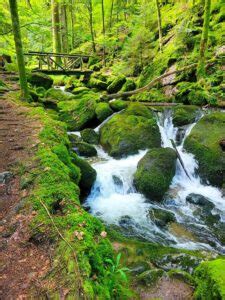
[24,51,93,76]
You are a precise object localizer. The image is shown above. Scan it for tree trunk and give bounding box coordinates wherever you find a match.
[61,3,68,53]
[155,0,163,52]
[109,0,114,31]
[197,0,211,79]
[70,0,75,50]
[51,0,62,58]
[101,0,106,66]
[89,0,96,53]
[8,0,29,100]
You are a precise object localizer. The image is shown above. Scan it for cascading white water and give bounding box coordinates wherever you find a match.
[84,109,225,251]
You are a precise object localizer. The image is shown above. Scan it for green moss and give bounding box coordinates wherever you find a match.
[107,75,127,94]
[58,97,97,131]
[72,86,90,94]
[134,148,177,201]
[88,77,108,90]
[194,259,225,299]
[121,79,136,92]
[73,141,97,157]
[71,153,96,195]
[80,128,99,145]
[184,112,225,187]
[172,105,200,127]
[95,102,113,122]
[100,103,160,158]
[44,87,75,102]
[27,72,53,90]
[109,100,128,112]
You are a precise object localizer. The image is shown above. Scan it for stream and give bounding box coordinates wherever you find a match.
[72,109,225,252]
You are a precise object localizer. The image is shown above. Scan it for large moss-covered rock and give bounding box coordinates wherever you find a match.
[73,141,97,157]
[121,79,136,92]
[58,98,97,131]
[172,105,200,127]
[109,100,128,111]
[184,112,225,187]
[107,75,126,94]
[95,102,113,122]
[27,72,53,89]
[99,103,161,158]
[71,154,96,195]
[194,259,225,299]
[88,77,108,90]
[148,208,176,227]
[134,148,177,201]
[80,128,99,145]
[45,88,74,102]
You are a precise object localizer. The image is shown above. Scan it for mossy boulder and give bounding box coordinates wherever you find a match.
[45,88,74,103]
[99,103,161,158]
[73,141,97,157]
[107,75,126,94]
[95,102,113,122]
[172,105,200,127]
[134,148,177,202]
[175,82,217,106]
[184,112,225,187]
[72,154,97,195]
[88,77,108,90]
[148,208,176,227]
[109,100,128,111]
[27,72,53,90]
[80,128,99,145]
[137,269,164,286]
[194,259,225,299]
[58,98,97,131]
[121,79,136,92]
[72,86,90,94]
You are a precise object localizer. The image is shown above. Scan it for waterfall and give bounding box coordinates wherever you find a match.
[84,109,225,251]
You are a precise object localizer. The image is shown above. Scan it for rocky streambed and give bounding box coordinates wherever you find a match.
[69,104,225,253]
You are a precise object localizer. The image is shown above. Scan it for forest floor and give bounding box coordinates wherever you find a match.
[0,72,51,299]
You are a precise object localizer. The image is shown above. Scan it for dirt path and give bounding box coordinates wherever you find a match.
[0,73,51,299]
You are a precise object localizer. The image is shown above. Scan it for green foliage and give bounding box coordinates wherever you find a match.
[194,259,225,299]
[27,72,53,90]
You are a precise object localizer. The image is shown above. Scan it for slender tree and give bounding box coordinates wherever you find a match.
[87,0,96,52]
[109,0,114,31]
[51,0,62,54]
[61,2,69,53]
[101,0,106,66]
[197,0,211,79]
[155,0,163,52]
[8,0,29,100]
[70,0,75,50]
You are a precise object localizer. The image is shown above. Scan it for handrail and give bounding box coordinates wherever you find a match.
[24,51,93,58]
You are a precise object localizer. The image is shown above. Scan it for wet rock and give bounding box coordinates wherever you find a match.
[72,155,97,196]
[155,253,202,274]
[0,172,13,184]
[73,141,97,157]
[175,126,186,145]
[119,215,133,227]
[80,128,99,145]
[148,208,176,227]
[107,75,126,94]
[112,175,123,187]
[129,261,150,275]
[137,269,164,286]
[134,148,177,202]
[186,193,215,209]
